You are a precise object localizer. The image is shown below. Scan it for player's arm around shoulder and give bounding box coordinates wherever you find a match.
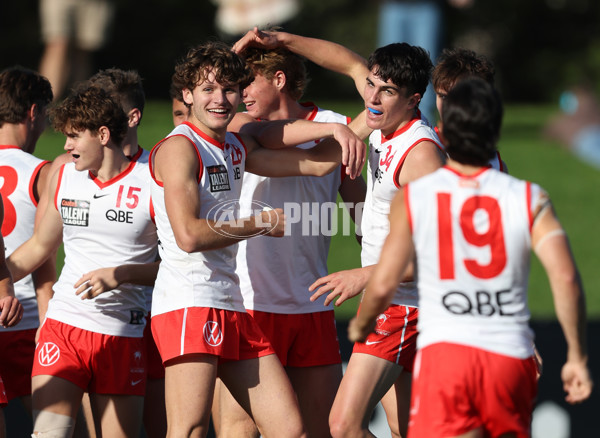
[8,166,64,283]
[348,190,415,342]
[242,122,366,178]
[398,140,446,186]
[233,27,369,98]
[531,190,592,403]
[155,135,283,253]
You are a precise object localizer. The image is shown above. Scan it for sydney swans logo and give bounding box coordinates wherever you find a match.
[207,199,278,238]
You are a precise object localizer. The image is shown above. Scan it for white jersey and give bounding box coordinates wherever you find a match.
[236,105,348,313]
[47,161,157,337]
[361,114,442,307]
[407,166,539,358]
[0,146,48,331]
[150,122,248,315]
[130,146,154,312]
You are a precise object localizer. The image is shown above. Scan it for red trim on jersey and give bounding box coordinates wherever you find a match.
[0,145,21,151]
[149,198,156,225]
[392,138,444,189]
[526,181,533,231]
[231,132,248,156]
[129,146,144,162]
[339,165,347,183]
[404,185,413,234]
[182,121,225,150]
[442,165,490,178]
[150,134,204,186]
[496,151,505,172]
[89,159,137,189]
[54,164,66,211]
[300,102,319,121]
[381,112,422,143]
[28,160,49,206]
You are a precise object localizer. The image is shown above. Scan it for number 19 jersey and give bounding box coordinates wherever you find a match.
[406,166,540,358]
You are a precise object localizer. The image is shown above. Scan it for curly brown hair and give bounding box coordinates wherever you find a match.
[172,41,254,102]
[432,48,495,93]
[50,85,128,147]
[242,47,307,101]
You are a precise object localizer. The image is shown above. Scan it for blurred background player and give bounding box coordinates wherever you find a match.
[169,75,191,127]
[431,47,506,171]
[350,77,592,437]
[7,85,158,438]
[234,29,444,438]
[38,0,115,101]
[0,195,24,438]
[214,44,367,437]
[0,66,56,430]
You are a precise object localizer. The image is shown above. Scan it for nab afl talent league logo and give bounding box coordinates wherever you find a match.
[203,321,223,347]
[38,342,60,366]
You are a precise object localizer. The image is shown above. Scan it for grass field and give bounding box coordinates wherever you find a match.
[34,100,600,321]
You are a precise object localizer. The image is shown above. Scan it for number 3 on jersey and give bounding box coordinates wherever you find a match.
[437,193,507,280]
[0,166,18,236]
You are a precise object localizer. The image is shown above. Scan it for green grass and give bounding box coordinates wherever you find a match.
[34,100,600,321]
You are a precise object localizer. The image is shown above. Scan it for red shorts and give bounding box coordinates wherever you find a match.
[151,307,275,364]
[408,343,538,438]
[0,375,7,407]
[32,318,147,396]
[144,312,165,380]
[0,328,36,400]
[352,305,418,372]
[248,310,341,367]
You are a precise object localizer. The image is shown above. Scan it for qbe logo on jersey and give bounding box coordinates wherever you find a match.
[203,321,223,347]
[38,342,60,366]
[60,198,90,226]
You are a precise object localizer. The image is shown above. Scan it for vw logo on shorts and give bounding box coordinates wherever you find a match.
[203,321,223,347]
[38,342,60,366]
[207,199,278,238]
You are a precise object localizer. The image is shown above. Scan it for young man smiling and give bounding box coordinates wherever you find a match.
[149,41,366,438]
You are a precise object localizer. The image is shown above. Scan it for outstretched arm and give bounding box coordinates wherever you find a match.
[244,112,369,179]
[153,136,285,254]
[233,27,369,99]
[532,197,592,404]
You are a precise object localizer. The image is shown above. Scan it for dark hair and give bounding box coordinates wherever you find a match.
[172,41,254,96]
[89,68,145,120]
[432,48,495,93]
[442,77,503,166]
[367,43,433,101]
[50,85,128,147]
[0,66,53,127]
[242,47,308,100]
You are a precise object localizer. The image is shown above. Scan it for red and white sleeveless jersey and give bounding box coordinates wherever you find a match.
[0,146,48,331]
[47,161,157,337]
[236,105,349,313]
[150,122,248,315]
[406,166,540,358]
[361,115,442,307]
